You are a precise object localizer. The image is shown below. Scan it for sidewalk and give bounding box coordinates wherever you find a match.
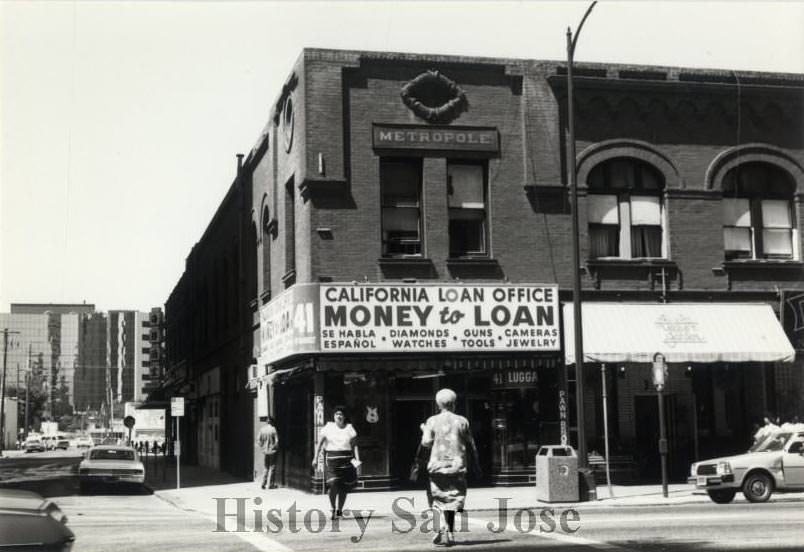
[147,460,732,521]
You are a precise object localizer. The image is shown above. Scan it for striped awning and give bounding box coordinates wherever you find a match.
[563,302,795,365]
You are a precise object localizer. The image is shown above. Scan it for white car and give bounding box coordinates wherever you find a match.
[74,436,94,449]
[78,445,145,492]
[24,437,45,453]
[689,423,804,503]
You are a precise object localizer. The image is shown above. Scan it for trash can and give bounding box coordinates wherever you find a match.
[535,445,579,502]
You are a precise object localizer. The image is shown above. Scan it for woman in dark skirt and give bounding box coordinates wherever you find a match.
[312,405,360,519]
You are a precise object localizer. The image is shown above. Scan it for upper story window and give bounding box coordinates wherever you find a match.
[448,161,488,257]
[722,162,798,260]
[587,158,665,259]
[381,158,422,257]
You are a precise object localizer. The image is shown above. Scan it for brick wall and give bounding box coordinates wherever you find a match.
[248,49,804,294]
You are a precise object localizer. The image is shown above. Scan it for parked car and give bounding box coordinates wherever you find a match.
[24,437,45,453]
[74,436,94,449]
[55,439,71,450]
[689,423,804,503]
[0,488,75,551]
[78,445,145,492]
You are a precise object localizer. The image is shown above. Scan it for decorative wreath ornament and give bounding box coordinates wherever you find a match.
[400,70,468,124]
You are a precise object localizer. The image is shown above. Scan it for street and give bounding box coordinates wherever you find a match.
[4,450,804,551]
[49,491,804,552]
[53,488,260,552]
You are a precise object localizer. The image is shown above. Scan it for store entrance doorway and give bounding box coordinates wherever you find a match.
[391,399,433,486]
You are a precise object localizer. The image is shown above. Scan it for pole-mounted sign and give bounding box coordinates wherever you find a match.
[123,415,135,445]
[170,397,184,489]
[171,397,185,417]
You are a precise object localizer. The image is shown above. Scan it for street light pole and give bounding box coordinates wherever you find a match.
[653,352,669,498]
[567,0,597,469]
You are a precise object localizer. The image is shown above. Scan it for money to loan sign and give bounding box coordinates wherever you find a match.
[320,284,559,354]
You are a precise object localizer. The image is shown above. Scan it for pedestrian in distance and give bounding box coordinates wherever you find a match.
[421,388,481,547]
[312,405,361,520]
[257,416,279,490]
[753,414,779,446]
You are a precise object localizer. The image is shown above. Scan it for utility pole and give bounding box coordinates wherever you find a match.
[1,328,21,455]
[25,345,31,440]
[566,0,597,470]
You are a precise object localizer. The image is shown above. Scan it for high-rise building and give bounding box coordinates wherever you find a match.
[1,304,158,431]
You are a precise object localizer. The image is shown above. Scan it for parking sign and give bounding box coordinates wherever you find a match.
[171,397,185,417]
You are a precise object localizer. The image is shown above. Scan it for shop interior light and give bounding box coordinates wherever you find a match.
[412,370,446,380]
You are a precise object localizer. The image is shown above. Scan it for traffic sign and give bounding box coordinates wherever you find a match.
[171,397,185,417]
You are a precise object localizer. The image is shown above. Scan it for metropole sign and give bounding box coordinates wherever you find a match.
[258,283,560,366]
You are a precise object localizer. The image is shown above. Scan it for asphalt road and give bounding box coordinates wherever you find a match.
[46,492,804,552]
[54,487,261,552]
[250,500,804,552]
[4,451,804,552]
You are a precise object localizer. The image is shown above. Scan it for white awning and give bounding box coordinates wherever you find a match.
[563,302,795,365]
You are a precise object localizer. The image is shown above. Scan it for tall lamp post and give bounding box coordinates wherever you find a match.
[652,352,669,498]
[567,0,597,469]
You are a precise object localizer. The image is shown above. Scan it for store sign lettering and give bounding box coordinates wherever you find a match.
[373,124,499,152]
[320,284,559,353]
[492,369,539,389]
[259,283,561,365]
[259,284,319,365]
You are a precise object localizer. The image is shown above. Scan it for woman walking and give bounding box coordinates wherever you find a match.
[312,405,360,519]
[421,388,480,546]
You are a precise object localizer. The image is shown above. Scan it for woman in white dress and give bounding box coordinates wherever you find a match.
[312,405,360,519]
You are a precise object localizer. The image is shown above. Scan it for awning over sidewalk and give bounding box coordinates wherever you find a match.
[563,302,795,365]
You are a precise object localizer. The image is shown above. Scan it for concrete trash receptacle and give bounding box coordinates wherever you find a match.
[535,445,579,502]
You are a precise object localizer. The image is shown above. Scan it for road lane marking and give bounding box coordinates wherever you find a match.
[575,513,804,525]
[467,518,637,551]
[154,493,293,552]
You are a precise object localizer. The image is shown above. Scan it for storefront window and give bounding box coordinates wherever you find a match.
[489,363,560,471]
[492,388,540,469]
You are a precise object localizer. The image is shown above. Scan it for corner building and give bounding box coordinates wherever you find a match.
[162,49,804,490]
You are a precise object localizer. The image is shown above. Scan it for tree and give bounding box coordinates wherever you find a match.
[53,374,73,420]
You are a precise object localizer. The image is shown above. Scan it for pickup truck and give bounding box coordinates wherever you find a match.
[689,423,804,503]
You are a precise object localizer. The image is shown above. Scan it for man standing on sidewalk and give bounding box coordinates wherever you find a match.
[257,416,279,489]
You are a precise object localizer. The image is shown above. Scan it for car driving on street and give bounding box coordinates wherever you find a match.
[689,423,804,503]
[24,436,45,453]
[0,488,75,551]
[78,445,145,492]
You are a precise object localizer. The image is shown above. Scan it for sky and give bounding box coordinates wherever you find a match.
[2,1,803,313]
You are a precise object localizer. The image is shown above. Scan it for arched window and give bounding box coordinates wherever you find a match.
[262,205,272,299]
[722,162,797,260]
[586,158,666,259]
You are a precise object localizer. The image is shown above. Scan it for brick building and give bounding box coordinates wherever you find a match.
[158,49,804,489]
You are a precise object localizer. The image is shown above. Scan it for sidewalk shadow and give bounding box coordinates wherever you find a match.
[454,539,512,546]
[142,455,247,491]
[79,483,153,496]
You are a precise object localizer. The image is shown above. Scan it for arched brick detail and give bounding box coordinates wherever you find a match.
[250,208,260,245]
[705,143,804,193]
[577,139,681,190]
[259,194,271,234]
